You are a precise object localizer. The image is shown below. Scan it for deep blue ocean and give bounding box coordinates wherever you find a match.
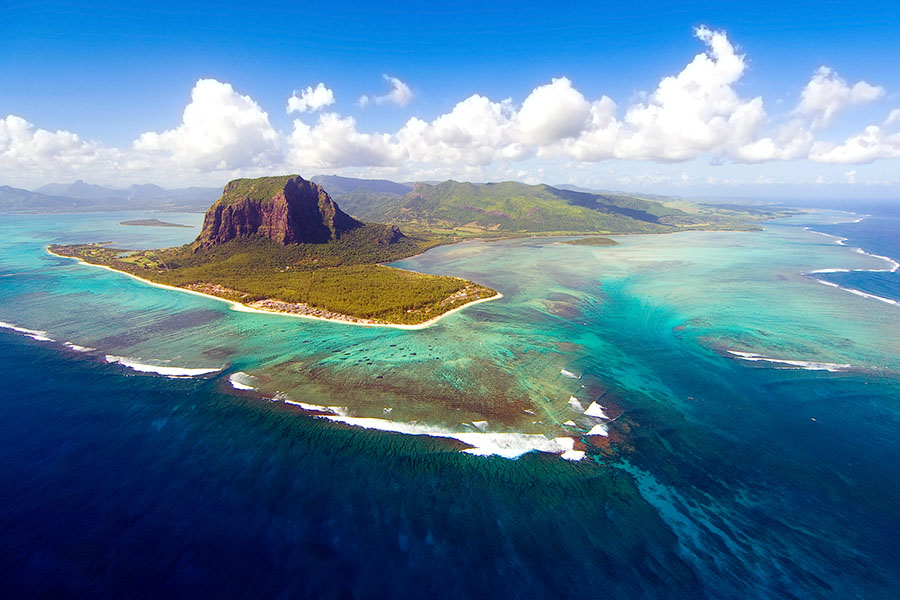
[2,205,899,598]
[811,206,900,305]
[0,336,704,599]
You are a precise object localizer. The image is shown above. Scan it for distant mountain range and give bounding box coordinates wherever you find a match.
[3,175,782,233]
[0,180,221,213]
[311,175,412,196]
[0,186,94,212]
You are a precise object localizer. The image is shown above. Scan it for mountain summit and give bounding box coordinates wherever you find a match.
[194,175,363,248]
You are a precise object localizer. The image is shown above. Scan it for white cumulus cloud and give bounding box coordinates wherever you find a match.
[810,125,900,164]
[733,119,815,162]
[134,78,280,170]
[1,115,101,164]
[0,115,120,185]
[286,113,406,169]
[360,75,414,107]
[795,66,884,128]
[397,94,525,166]
[514,77,592,145]
[885,109,900,127]
[6,27,900,188]
[286,83,335,113]
[613,26,766,161]
[281,28,894,171]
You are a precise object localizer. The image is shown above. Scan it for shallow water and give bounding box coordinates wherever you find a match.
[1,209,898,597]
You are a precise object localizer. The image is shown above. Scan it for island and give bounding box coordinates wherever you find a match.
[119,218,194,228]
[563,236,619,246]
[51,175,498,327]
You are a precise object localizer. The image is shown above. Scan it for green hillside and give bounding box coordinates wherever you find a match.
[328,179,788,234]
[332,180,687,233]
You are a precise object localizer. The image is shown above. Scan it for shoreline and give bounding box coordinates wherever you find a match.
[47,248,502,330]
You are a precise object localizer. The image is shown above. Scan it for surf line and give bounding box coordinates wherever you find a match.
[803,226,899,307]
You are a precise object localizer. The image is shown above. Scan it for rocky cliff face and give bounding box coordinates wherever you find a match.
[194,175,363,248]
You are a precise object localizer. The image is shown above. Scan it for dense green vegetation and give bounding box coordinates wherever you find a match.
[185,224,444,267]
[563,236,620,246]
[217,175,300,206]
[336,180,677,232]
[325,179,786,235]
[50,228,495,325]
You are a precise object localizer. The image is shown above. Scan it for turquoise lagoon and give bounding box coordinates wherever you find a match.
[1,209,898,597]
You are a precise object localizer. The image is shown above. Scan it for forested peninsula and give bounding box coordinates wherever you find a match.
[51,175,498,327]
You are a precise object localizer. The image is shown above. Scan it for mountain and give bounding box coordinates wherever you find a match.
[0,186,96,212]
[35,180,118,201]
[121,183,169,201]
[194,175,366,248]
[27,181,220,212]
[310,175,414,223]
[311,175,412,196]
[50,174,481,326]
[8,175,781,231]
[327,179,693,233]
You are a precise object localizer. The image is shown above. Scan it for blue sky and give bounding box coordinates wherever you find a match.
[2,0,899,197]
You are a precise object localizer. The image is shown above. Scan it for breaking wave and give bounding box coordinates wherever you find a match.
[105,355,221,378]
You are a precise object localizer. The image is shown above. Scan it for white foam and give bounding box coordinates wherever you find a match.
[281,399,347,415]
[804,231,900,306]
[841,286,898,305]
[806,227,899,274]
[105,355,221,378]
[584,401,610,419]
[727,350,852,372]
[863,252,900,273]
[561,450,586,461]
[228,372,258,390]
[560,368,581,379]
[567,396,584,411]
[806,229,848,245]
[0,321,54,342]
[586,423,610,437]
[64,342,94,352]
[813,278,899,306]
[319,415,584,460]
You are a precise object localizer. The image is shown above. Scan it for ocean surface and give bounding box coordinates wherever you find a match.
[1,208,898,598]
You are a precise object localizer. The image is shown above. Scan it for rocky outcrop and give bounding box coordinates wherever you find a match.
[194,175,364,248]
[380,224,405,244]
